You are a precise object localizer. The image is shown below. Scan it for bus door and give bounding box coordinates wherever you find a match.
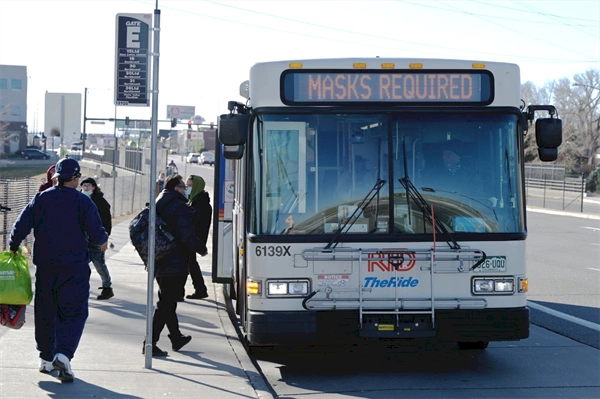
[212,144,235,283]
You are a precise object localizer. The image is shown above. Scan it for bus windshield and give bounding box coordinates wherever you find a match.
[250,112,523,236]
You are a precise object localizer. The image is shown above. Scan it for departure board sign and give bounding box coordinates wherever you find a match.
[114,13,152,106]
[281,70,493,105]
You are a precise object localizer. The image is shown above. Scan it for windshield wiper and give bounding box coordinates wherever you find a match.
[325,178,387,249]
[398,176,460,250]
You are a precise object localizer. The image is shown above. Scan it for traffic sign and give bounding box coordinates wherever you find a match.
[114,13,152,107]
[166,105,195,120]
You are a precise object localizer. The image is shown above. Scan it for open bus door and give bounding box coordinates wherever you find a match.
[212,109,249,291]
[212,142,235,285]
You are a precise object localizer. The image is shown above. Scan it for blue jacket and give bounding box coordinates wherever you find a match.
[9,185,108,266]
[155,189,207,277]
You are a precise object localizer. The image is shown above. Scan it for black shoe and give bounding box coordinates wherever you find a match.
[142,342,168,357]
[177,297,185,302]
[97,287,114,300]
[169,334,192,352]
[186,292,208,300]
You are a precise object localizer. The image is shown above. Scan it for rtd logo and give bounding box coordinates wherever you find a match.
[366,250,416,272]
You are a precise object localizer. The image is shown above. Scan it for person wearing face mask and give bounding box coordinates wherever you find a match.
[183,175,212,300]
[80,177,114,300]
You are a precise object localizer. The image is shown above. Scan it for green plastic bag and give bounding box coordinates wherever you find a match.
[0,249,33,305]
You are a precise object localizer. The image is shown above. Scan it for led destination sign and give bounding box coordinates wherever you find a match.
[282,70,493,105]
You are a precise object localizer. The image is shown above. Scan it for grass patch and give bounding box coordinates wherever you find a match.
[0,167,49,180]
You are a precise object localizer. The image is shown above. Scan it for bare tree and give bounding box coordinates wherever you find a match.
[570,69,600,172]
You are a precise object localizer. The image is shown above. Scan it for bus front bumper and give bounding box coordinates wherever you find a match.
[246,307,529,346]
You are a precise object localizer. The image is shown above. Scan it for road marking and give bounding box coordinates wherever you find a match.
[527,207,600,220]
[587,268,600,272]
[582,227,600,232]
[528,301,600,332]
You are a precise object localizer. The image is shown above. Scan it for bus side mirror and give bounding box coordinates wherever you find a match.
[223,144,245,160]
[535,118,562,162]
[218,114,249,146]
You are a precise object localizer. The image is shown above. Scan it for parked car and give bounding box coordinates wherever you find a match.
[199,152,215,166]
[20,148,50,160]
[170,149,178,155]
[186,153,200,163]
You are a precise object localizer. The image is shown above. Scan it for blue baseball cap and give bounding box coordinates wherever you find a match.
[52,157,81,179]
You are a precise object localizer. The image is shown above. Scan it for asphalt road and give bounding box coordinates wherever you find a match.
[167,155,215,188]
[526,211,600,349]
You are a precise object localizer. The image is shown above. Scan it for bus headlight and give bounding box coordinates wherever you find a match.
[268,282,288,295]
[266,279,310,297]
[472,277,515,294]
[288,282,309,295]
[474,279,494,292]
[494,279,514,292]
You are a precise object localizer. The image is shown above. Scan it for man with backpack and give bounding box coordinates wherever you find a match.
[183,175,212,300]
[143,174,208,357]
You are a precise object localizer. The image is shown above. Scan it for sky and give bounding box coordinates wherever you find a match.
[0,0,598,134]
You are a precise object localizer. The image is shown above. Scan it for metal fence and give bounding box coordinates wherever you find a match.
[0,178,39,252]
[0,173,154,252]
[524,164,587,213]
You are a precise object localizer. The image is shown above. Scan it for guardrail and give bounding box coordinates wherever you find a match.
[525,175,586,212]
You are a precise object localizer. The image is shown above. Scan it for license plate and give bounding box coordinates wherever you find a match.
[378,324,394,331]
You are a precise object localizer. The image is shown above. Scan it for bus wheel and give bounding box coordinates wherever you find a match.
[457,341,489,350]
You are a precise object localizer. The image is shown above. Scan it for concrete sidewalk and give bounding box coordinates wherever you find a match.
[0,217,274,399]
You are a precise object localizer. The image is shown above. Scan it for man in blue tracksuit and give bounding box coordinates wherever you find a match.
[9,158,108,383]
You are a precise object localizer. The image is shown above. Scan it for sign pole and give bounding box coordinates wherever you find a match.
[114,7,155,368]
[145,4,161,369]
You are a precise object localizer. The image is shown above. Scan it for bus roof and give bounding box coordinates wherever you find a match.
[246,58,521,109]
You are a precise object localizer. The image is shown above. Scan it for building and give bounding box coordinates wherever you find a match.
[0,64,28,156]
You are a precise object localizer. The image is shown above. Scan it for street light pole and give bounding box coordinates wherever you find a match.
[82,88,87,159]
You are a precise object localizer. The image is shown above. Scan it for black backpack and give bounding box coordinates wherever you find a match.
[129,200,177,264]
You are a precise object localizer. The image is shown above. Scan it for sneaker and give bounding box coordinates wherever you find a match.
[39,359,54,374]
[186,292,208,300]
[52,353,74,383]
[169,334,192,352]
[97,287,114,300]
[142,342,168,357]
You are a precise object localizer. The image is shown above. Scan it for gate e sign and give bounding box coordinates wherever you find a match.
[114,13,152,106]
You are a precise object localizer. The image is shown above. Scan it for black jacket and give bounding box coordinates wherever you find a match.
[90,191,112,236]
[155,189,208,277]
[189,191,212,244]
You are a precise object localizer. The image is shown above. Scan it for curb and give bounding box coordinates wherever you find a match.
[216,284,276,399]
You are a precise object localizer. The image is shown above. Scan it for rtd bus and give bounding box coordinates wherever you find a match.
[212,58,562,349]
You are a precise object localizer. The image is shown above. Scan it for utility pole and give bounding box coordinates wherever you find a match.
[82,88,87,159]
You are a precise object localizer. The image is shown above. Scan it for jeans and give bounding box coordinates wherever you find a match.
[89,244,111,288]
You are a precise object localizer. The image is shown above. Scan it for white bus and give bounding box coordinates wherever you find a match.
[212,58,562,349]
